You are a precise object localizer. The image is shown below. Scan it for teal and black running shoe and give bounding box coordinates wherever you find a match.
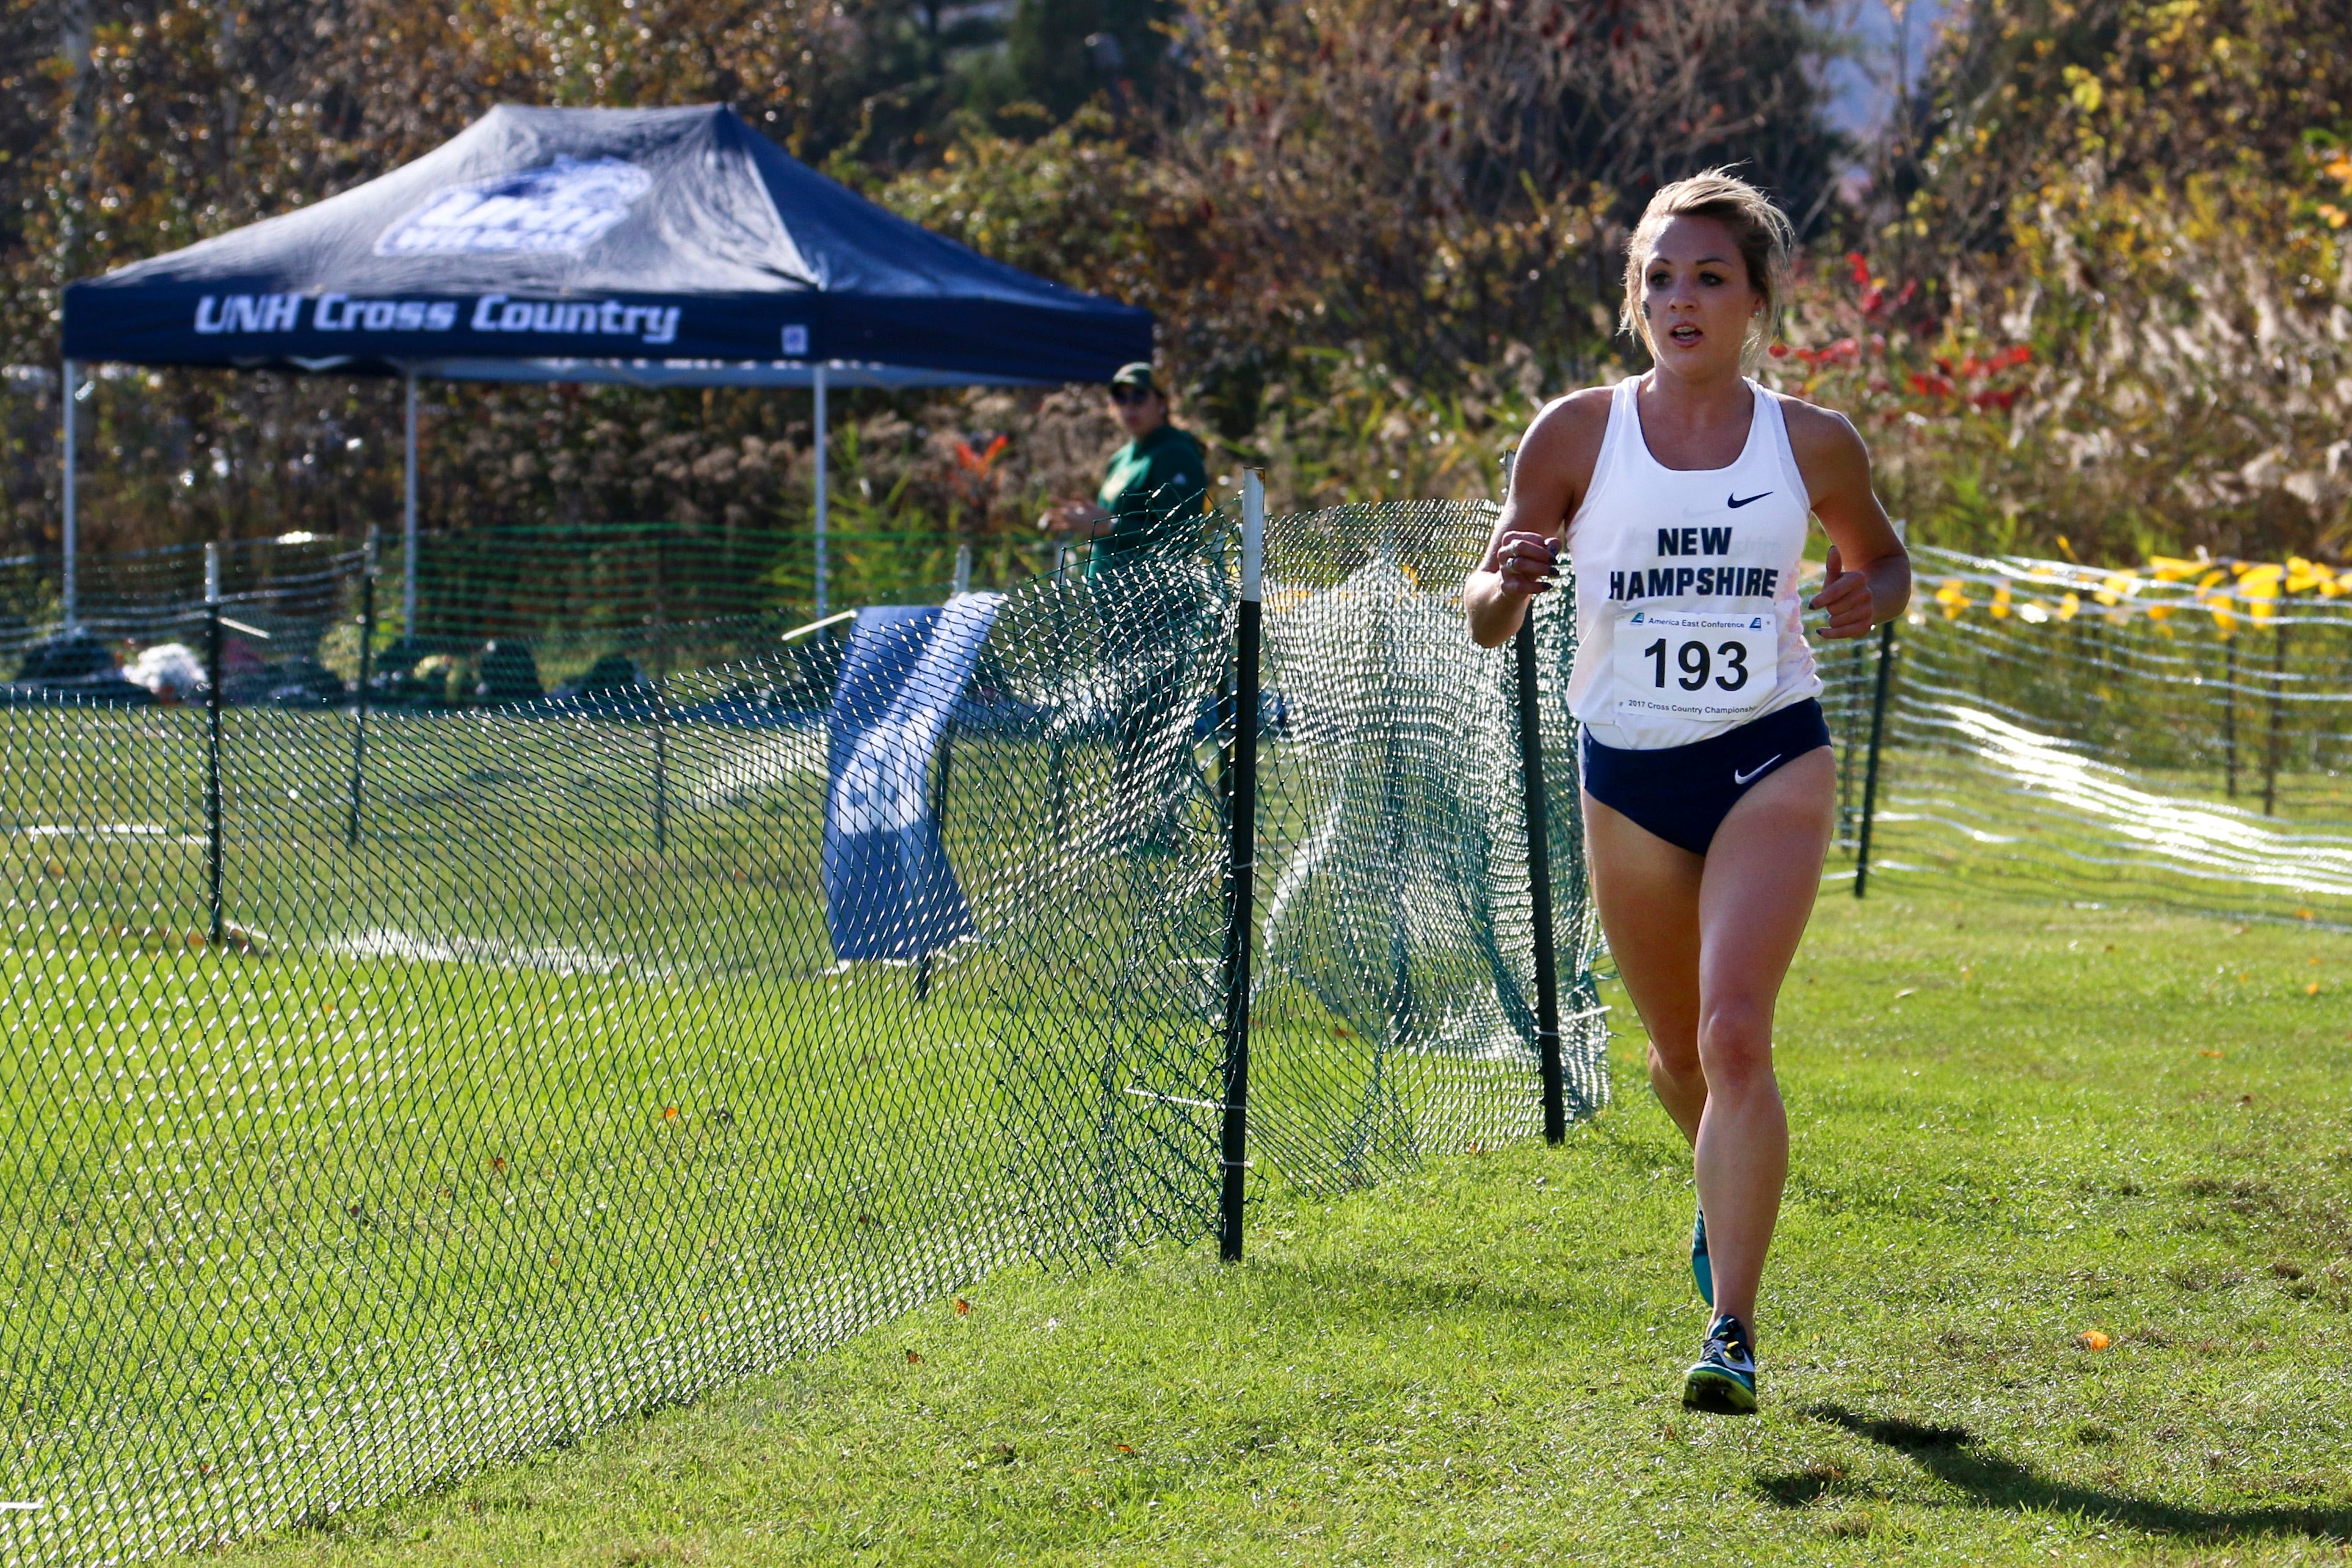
[1691,1203,1713,1307]
[1682,1312,1758,1414]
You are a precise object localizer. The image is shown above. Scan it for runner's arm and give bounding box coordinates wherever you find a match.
[1787,403,1909,641]
[1465,390,1609,648]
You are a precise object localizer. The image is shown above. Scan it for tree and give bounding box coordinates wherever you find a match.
[1865,0,2352,559]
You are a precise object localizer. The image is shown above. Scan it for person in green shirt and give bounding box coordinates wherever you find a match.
[1038,362,1209,572]
[1037,361,1215,855]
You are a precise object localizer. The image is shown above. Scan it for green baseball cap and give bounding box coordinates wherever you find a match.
[1109,361,1158,393]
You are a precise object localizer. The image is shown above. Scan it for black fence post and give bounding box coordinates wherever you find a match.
[1854,615,1898,899]
[346,528,377,849]
[1512,615,1566,1144]
[2222,633,2240,797]
[916,728,952,1003]
[2262,618,2289,817]
[204,542,225,948]
[1218,472,1265,1263]
[1838,637,1868,848]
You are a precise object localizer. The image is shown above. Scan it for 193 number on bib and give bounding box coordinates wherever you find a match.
[1611,607,1777,737]
[1641,635,1752,693]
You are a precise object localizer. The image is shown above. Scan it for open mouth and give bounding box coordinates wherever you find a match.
[1668,324,1702,346]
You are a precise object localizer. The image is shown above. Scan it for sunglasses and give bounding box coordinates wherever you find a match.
[1109,387,1156,407]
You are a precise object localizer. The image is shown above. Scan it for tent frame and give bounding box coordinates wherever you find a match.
[57,357,844,630]
[51,103,1149,629]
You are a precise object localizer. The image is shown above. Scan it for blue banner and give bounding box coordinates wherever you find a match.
[823,595,1002,963]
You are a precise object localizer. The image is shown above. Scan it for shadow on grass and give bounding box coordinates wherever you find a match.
[1752,1404,2352,1543]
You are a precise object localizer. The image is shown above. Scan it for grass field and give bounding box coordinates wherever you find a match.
[166,884,2352,1566]
[2,593,1575,1567]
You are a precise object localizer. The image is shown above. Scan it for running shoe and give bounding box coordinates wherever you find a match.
[1690,1203,1713,1307]
[1682,1312,1758,1414]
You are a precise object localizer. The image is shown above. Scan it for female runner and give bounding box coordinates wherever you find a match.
[1465,169,1910,1414]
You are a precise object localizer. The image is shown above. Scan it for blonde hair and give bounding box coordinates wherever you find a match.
[1618,169,1796,372]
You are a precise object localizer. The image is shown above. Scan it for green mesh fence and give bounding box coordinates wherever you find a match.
[1249,503,1605,1186]
[0,535,361,666]
[0,521,1067,703]
[1,499,1600,1565]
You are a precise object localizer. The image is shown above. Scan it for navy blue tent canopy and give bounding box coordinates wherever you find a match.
[55,103,1153,623]
[62,103,1151,388]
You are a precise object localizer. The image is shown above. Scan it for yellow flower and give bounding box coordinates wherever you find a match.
[2056,592,2080,622]
[1990,581,2013,619]
[2239,564,2283,622]
[2146,555,2205,583]
[1934,579,1971,619]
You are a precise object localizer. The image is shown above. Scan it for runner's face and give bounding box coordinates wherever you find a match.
[1639,215,1761,375]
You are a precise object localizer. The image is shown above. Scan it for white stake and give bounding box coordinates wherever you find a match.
[60,359,78,632]
[1241,470,1265,604]
[402,373,419,635]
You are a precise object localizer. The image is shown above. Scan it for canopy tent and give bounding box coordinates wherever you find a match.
[59,102,1153,623]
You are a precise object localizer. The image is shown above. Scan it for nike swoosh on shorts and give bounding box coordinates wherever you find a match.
[1733,755,1784,786]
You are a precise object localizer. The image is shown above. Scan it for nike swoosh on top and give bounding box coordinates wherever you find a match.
[1727,491,1773,509]
[1732,755,1784,786]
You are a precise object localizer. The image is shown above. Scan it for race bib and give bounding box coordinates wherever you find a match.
[1611,608,1777,736]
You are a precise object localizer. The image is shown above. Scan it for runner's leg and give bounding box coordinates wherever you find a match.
[1581,794,1706,1141]
[1689,749,1835,1330]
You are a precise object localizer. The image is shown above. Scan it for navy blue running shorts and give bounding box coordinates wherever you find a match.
[1580,699,1832,857]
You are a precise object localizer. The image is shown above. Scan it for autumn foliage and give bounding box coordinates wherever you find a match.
[0,0,2347,576]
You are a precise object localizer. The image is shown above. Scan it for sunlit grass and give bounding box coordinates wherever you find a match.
[186,885,2352,1564]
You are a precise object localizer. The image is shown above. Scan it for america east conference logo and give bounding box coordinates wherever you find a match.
[190,155,684,346]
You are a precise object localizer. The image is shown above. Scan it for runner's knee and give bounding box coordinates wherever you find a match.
[1695,1000,1773,1089]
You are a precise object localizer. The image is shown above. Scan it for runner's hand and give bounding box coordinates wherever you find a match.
[1494,531,1559,597]
[1810,545,1876,639]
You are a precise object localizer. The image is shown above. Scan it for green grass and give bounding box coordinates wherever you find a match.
[175,885,2352,1566]
[4,679,1558,1565]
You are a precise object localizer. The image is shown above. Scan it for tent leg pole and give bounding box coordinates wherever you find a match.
[813,365,829,620]
[60,358,77,633]
[402,374,419,637]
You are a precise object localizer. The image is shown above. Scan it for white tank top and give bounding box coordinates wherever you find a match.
[1564,375,1821,750]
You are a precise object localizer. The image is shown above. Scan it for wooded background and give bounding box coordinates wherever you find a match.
[2,0,2347,591]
